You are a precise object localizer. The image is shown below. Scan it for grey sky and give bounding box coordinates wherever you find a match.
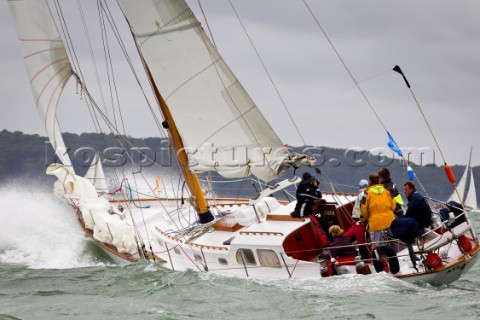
[1,0,479,167]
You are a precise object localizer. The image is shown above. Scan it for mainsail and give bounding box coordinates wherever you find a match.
[118,0,309,182]
[8,0,73,167]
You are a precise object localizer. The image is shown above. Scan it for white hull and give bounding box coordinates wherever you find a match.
[79,195,480,286]
[399,252,479,285]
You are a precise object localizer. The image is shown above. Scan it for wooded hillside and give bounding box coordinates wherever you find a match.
[1,130,476,205]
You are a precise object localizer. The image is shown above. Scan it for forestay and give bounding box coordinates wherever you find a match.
[118,0,310,182]
[8,0,72,166]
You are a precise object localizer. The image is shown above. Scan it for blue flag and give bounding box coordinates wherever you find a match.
[407,166,414,181]
[387,132,403,157]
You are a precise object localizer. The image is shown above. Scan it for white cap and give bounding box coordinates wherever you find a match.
[358,179,368,188]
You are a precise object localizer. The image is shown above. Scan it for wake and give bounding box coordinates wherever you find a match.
[0,184,109,269]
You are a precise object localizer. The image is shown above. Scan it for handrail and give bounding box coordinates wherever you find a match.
[239,231,284,236]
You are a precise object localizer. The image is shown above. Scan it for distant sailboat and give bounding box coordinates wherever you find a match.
[85,151,109,194]
[448,148,478,211]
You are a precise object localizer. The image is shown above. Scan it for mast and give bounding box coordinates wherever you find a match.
[145,66,214,223]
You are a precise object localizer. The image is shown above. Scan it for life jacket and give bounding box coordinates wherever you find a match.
[383,179,404,217]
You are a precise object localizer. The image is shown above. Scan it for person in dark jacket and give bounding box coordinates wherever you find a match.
[403,181,432,229]
[326,225,358,258]
[292,172,322,218]
[378,167,404,217]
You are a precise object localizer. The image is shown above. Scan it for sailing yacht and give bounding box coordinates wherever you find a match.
[7,0,479,285]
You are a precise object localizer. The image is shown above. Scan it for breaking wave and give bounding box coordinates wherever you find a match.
[0,184,111,269]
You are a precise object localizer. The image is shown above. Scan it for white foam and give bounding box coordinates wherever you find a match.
[0,185,107,269]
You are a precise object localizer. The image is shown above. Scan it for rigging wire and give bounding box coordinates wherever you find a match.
[302,1,434,197]
[57,0,168,171]
[227,0,307,146]
[102,0,183,222]
[73,70,193,247]
[99,0,142,188]
[104,0,167,138]
[185,2,284,175]
[96,0,120,133]
[197,0,217,48]
[54,0,151,256]
[302,0,387,134]
[54,0,105,139]
[53,0,111,174]
[54,1,112,160]
[316,171,354,219]
[53,1,83,80]
[76,0,111,120]
[356,68,392,84]
[392,66,464,207]
[112,0,191,204]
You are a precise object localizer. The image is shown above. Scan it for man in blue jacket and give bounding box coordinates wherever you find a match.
[403,181,432,229]
[391,181,433,268]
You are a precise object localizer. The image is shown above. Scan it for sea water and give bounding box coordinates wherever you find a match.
[0,186,479,320]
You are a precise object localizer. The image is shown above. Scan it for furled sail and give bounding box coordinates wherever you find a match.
[8,0,72,166]
[119,0,312,182]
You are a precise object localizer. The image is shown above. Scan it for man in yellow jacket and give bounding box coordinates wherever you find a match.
[361,173,396,245]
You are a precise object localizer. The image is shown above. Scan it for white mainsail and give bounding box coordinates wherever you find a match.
[118,0,305,182]
[7,0,72,167]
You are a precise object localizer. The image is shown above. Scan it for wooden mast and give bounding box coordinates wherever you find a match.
[144,67,214,223]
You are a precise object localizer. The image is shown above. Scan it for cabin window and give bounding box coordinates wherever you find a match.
[257,249,281,268]
[157,239,164,247]
[174,246,181,255]
[218,258,228,265]
[236,249,256,265]
[194,253,203,262]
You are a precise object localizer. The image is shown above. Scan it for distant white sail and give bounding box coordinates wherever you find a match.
[8,0,72,166]
[118,0,302,182]
[464,169,478,208]
[448,149,477,209]
[448,167,468,204]
[85,151,109,193]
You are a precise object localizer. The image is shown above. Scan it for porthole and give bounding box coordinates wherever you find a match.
[173,246,181,255]
[194,253,203,262]
[218,258,228,265]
